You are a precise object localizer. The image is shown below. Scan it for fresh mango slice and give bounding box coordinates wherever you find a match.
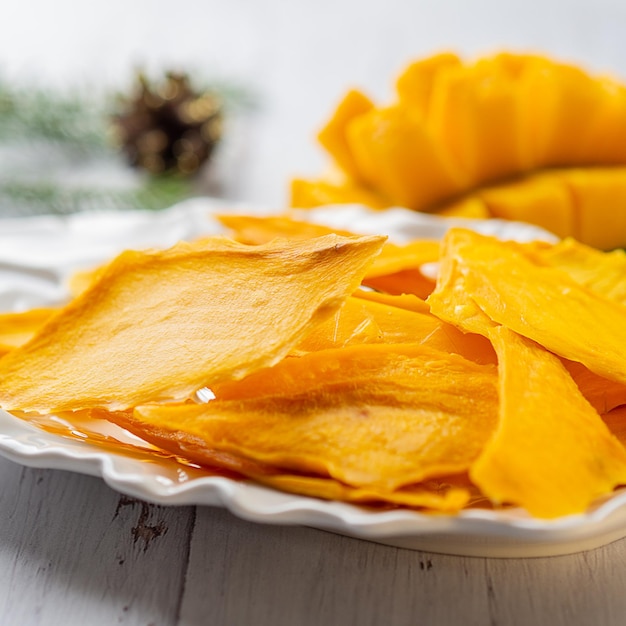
[427,59,525,183]
[0,234,385,413]
[346,105,466,211]
[127,343,498,491]
[471,326,626,518]
[478,171,575,238]
[317,89,375,180]
[396,51,462,115]
[428,228,626,385]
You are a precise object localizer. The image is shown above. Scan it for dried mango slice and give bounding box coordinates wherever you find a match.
[218,212,440,296]
[471,326,626,518]
[429,228,626,385]
[0,234,385,413]
[99,407,470,511]
[0,307,57,356]
[129,344,498,491]
[217,213,354,245]
[523,236,626,304]
[293,292,496,363]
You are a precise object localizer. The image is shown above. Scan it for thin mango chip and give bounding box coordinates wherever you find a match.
[428,227,626,385]
[124,344,498,491]
[0,234,385,413]
[471,327,626,518]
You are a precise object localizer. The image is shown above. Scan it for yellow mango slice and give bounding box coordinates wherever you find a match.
[519,59,607,169]
[292,297,382,353]
[317,89,375,180]
[129,343,498,491]
[437,196,490,219]
[429,228,626,385]
[0,308,57,356]
[99,406,470,511]
[346,105,466,211]
[217,213,354,244]
[563,168,626,250]
[427,60,525,184]
[0,234,385,413]
[573,77,626,164]
[562,359,626,415]
[396,51,462,115]
[291,294,496,363]
[471,326,626,518]
[523,236,626,304]
[478,171,575,238]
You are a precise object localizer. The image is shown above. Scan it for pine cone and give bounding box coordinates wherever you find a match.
[111,72,222,176]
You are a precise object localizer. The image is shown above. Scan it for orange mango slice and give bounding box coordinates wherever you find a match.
[429,228,626,385]
[471,326,626,518]
[129,343,498,491]
[0,234,385,413]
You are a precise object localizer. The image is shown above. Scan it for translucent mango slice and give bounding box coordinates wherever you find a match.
[562,359,626,415]
[471,326,626,518]
[0,308,57,356]
[317,89,375,180]
[0,234,385,413]
[294,293,496,363]
[428,228,626,385]
[130,344,498,491]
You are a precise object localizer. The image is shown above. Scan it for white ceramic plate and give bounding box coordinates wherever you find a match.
[3,199,626,559]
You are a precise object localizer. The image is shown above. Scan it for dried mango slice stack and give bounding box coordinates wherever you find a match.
[3,216,626,519]
[291,52,626,249]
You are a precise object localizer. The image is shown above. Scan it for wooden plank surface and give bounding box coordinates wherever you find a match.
[1,454,626,626]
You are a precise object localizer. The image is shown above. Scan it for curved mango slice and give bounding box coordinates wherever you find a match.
[429,228,626,385]
[0,234,385,413]
[471,326,626,518]
[128,344,498,491]
[293,52,626,248]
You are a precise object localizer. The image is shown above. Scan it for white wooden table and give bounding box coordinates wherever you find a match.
[2,1,626,623]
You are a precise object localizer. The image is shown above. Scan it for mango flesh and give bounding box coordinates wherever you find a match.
[292,52,626,249]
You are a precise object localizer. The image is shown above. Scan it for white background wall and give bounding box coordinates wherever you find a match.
[1,0,625,207]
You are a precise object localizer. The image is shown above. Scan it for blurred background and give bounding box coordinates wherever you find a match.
[0,0,625,214]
